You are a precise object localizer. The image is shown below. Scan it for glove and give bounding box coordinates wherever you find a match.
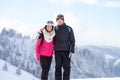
[69,52,74,60]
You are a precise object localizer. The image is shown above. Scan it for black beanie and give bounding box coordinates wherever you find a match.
[56,14,64,21]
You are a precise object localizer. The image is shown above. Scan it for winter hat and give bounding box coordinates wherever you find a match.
[46,21,54,26]
[56,14,64,21]
[45,21,54,32]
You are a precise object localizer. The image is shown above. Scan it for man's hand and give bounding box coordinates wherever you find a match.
[69,52,74,60]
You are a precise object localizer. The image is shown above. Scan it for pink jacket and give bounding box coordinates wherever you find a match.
[35,29,54,61]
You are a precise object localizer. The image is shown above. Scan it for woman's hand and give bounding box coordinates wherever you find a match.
[36,54,40,62]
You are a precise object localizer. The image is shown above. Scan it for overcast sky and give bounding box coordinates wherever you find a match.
[0,0,120,47]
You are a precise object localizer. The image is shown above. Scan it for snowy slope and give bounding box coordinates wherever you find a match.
[0,59,39,80]
[72,78,120,80]
[1,59,120,80]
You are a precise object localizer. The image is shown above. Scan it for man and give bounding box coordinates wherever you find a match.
[54,14,75,80]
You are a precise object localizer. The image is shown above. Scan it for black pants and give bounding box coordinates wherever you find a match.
[40,56,52,80]
[55,51,70,80]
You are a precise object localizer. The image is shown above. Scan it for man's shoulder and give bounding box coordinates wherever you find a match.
[64,23,72,29]
[65,25,73,32]
[67,26,72,29]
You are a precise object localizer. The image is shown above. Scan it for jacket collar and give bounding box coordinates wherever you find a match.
[57,23,67,29]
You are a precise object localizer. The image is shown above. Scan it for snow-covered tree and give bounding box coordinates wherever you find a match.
[16,67,21,75]
[3,63,8,71]
[1,28,120,79]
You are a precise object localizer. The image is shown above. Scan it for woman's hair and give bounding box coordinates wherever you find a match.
[44,25,54,32]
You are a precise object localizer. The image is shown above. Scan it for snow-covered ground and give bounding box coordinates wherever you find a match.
[1,59,120,80]
[72,78,120,80]
[0,59,39,80]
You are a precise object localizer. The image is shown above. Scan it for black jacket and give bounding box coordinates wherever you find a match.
[54,23,75,53]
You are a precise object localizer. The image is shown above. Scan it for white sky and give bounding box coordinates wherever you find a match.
[0,0,120,47]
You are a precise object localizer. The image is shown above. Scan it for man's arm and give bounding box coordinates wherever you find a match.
[69,28,75,53]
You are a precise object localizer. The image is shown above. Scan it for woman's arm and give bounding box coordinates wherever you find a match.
[35,38,42,61]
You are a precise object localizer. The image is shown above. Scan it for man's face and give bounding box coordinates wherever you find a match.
[57,19,64,26]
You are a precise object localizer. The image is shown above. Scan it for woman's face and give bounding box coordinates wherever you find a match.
[46,25,52,32]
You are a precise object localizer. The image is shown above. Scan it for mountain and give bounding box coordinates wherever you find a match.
[72,46,120,78]
[0,28,41,78]
[0,28,120,79]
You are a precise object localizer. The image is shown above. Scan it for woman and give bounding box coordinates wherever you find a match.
[35,21,55,80]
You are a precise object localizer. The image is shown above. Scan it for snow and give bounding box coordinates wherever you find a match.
[1,60,120,80]
[70,46,120,78]
[71,78,120,80]
[0,59,39,80]
[1,29,120,80]
[0,45,4,51]
[114,59,120,67]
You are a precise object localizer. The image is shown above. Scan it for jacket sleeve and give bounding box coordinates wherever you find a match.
[35,38,42,61]
[69,28,75,53]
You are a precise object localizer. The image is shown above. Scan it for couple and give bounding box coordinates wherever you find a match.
[35,14,75,80]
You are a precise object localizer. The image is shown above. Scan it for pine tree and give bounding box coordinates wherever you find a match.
[3,63,8,71]
[16,67,21,75]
